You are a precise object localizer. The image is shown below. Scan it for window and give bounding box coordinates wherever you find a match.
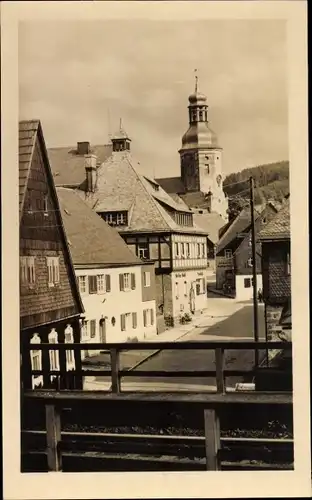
[64,325,74,365]
[105,275,111,292]
[175,242,180,257]
[20,256,35,285]
[143,271,151,287]
[121,314,126,331]
[117,213,125,225]
[88,275,97,294]
[225,249,232,258]
[138,243,149,260]
[244,278,252,288]
[97,274,105,293]
[202,243,206,258]
[184,281,188,296]
[102,211,128,226]
[30,333,41,373]
[197,243,201,258]
[78,276,87,294]
[90,319,96,339]
[143,309,154,327]
[196,278,205,295]
[81,320,88,338]
[47,257,60,287]
[48,329,59,372]
[132,312,137,329]
[120,273,135,291]
[286,253,291,275]
[186,243,190,257]
[175,282,179,299]
[247,258,253,268]
[181,243,185,258]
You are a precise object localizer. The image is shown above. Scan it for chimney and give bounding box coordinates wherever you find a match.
[77,141,90,155]
[85,154,97,193]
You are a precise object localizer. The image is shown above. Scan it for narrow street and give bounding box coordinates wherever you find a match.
[85,294,266,391]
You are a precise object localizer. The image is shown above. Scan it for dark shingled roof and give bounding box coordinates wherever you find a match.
[156,176,185,194]
[259,199,290,240]
[56,187,142,267]
[19,119,40,216]
[48,144,113,187]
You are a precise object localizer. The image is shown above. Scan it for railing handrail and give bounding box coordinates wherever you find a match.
[23,340,292,350]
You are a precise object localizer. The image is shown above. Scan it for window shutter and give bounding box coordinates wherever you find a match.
[131,273,136,290]
[105,274,111,292]
[150,308,154,326]
[121,314,126,331]
[132,312,137,329]
[89,275,97,294]
[119,274,124,291]
[143,310,147,327]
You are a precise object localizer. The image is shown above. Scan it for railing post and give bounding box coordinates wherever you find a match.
[21,335,32,391]
[215,348,225,394]
[111,348,120,393]
[45,404,62,471]
[204,409,221,471]
[72,318,83,390]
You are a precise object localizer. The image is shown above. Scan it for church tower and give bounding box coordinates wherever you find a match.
[179,74,228,220]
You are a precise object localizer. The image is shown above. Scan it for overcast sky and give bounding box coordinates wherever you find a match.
[19,19,288,179]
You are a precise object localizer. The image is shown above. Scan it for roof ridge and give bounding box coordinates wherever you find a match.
[125,156,171,231]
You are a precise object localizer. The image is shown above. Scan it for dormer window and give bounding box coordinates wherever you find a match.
[100,211,128,226]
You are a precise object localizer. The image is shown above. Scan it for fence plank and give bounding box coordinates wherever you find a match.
[215,348,225,394]
[45,404,62,471]
[111,349,120,394]
[204,409,221,471]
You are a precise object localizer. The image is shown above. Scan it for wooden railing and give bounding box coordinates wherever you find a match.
[22,340,292,393]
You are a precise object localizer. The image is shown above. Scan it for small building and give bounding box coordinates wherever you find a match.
[19,120,84,389]
[56,187,157,354]
[48,127,208,327]
[259,197,291,341]
[215,203,278,300]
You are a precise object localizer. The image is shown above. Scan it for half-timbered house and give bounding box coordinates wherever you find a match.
[19,120,84,389]
[48,126,208,327]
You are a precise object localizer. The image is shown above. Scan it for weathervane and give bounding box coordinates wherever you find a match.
[194,68,198,92]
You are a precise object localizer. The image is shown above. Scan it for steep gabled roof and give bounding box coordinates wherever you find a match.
[19,119,84,315]
[77,152,207,235]
[259,199,290,241]
[56,188,143,267]
[48,144,112,187]
[19,119,40,216]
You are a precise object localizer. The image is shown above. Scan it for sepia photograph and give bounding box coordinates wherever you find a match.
[1,1,310,499]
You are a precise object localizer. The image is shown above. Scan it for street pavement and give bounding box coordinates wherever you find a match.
[83,294,266,391]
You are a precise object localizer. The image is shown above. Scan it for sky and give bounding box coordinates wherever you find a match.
[19,19,288,179]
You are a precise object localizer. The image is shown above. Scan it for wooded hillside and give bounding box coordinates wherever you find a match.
[223,161,289,219]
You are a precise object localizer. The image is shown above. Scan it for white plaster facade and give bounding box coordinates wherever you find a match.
[75,265,156,358]
[235,274,263,302]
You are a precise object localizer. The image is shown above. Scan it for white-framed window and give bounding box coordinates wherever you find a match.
[196,278,205,295]
[120,273,135,291]
[132,312,137,329]
[286,253,291,275]
[143,271,151,287]
[97,274,105,293]
[81,320,88,338]
[143,308,154,327]
[247,258,253,268]
[47,257,60,287]
[117,212,125,225]
[78,275,87,294]
[225,249,232,258]
[186,243,190,258]
[30,333,42,372]
[202,243,206,257]
[181,242,185,258]
[20,256,36,285]
[90,319,96,339]
[244,278,252,288]
[138,243,149,260]
[64,324,74,365]
[197,243,201,258]
[175,242,180,257]
[48,328,59,372]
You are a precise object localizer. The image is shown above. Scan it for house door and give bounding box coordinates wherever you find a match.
[99,318,106,344]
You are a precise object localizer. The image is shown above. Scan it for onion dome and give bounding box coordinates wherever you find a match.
[188,91,207,105]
